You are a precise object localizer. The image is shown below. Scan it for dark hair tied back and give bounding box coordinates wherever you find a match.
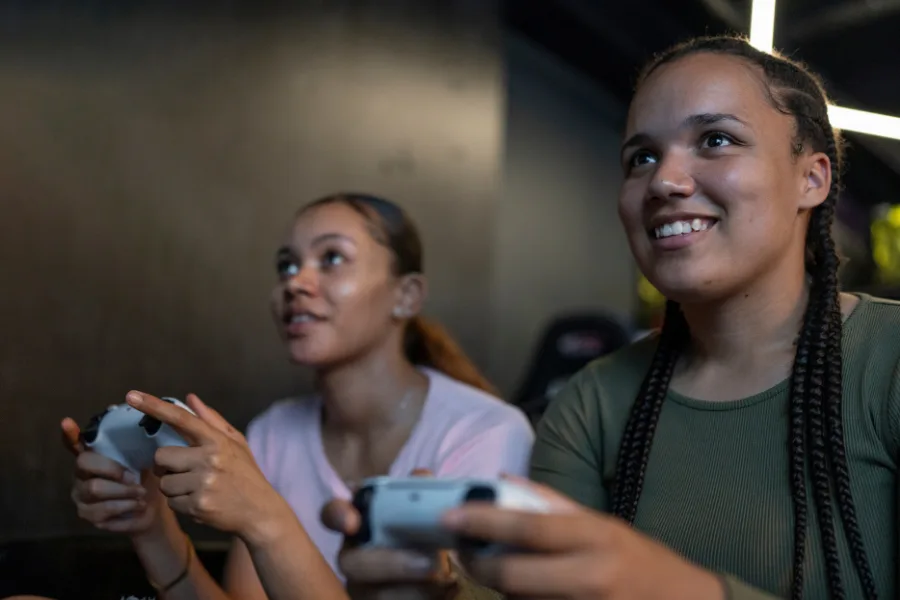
[612,36,876,600]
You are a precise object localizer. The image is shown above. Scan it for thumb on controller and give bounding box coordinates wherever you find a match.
[185,393,244,443]
[499,473,580,513]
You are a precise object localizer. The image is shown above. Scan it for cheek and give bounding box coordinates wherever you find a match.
[326,277,393,322]
[330,278,359,301]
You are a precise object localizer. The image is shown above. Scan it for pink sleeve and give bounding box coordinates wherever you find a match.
[246,410,278,491]
[434,414,535,479]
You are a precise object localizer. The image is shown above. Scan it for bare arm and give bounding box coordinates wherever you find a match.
[130,507,232,600]
[132,503,348,600]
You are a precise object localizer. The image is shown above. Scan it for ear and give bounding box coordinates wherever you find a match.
[392,273,427,320]
[797,151,832,211]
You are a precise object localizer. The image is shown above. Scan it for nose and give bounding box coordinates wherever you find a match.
[284,265,319,299]
[647,151,696,201]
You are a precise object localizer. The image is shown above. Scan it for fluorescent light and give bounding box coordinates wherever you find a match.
[829,106,900,141]
[749,0,777,52]
[750,0,900,140]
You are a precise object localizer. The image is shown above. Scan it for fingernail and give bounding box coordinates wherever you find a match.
[122,471,140,485]
[126,392,142,405]
[134,487,147,497]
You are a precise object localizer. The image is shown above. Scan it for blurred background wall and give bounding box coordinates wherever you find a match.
[0,1,515,540]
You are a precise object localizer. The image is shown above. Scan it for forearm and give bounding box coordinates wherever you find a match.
[131,509,230,600]
[242,511,348,600]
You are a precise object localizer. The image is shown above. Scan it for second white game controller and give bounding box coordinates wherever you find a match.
[349,476,550,554]
[80,397,194,476]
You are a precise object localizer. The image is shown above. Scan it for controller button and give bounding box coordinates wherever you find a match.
[463,485,496,503]
[139,415,163,436]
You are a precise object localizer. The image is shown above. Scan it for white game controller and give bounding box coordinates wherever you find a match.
[80,397,194,476]
[349,476,551,554]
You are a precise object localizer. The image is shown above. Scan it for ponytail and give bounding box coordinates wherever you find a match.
[404,316,500,397]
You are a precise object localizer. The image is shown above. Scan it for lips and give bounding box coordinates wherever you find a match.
[282,308,325,336]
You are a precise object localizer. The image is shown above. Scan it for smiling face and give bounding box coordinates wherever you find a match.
[270,201,412,367]
[618,52,830,303]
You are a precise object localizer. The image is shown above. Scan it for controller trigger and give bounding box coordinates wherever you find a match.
[79,409,110,445]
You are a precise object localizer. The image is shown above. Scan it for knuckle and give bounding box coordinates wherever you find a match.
[201,471,217,490]
[206,450,222,470]
[193,493,213,515]
[86,479,104,498]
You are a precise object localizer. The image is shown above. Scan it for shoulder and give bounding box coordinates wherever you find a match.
[844,294,900,451]
[424,368,532,435]
[842,294,900,382]
[543,334,658,424]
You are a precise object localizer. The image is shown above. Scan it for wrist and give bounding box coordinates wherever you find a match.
[239,495,297,549]
[130,505,180,549]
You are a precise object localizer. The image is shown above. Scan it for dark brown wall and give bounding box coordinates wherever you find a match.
[0,4,502,541]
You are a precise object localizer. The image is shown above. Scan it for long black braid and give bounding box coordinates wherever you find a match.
[612,36,877,600]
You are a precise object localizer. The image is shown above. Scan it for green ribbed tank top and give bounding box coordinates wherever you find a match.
[529,293,900,599]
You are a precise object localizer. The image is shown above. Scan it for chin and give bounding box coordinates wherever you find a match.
[285,339,332,367]
[644,266,731,306]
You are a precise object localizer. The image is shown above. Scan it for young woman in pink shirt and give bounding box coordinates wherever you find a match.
[60,193,534,600]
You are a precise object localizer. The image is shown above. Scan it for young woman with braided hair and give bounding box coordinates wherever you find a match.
[323,35,900,600]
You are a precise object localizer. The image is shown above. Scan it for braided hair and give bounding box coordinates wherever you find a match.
[612,36,877,600]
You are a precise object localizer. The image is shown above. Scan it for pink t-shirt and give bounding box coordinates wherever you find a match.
[246,367,535,577]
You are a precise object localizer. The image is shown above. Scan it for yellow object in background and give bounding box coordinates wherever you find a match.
[871,204,900,284]
[638,274,666,308]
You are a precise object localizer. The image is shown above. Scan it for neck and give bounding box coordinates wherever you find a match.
[680,258,810,365]
[314,340,427,434]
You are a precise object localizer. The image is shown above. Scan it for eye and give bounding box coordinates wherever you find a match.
[321,250,345,269]
[276,256,299,279]
[627,150,658,171]
[701,131,735,149]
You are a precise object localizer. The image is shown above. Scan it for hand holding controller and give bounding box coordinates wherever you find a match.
[79,397,194,476]
[348,476,551,555]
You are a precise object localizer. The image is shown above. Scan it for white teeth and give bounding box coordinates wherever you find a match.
[291,314,314,323]
[654,219,712,239]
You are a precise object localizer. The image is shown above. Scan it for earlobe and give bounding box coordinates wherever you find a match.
[799,152,832,210]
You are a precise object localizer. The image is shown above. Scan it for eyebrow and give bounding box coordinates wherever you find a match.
[620,112,749,161]
[276,233,356,257]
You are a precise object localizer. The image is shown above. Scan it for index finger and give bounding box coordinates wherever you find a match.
[441,505,594,553]
[125,391,214,445]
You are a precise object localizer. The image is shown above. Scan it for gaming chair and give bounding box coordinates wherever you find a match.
[512,312,631,426]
